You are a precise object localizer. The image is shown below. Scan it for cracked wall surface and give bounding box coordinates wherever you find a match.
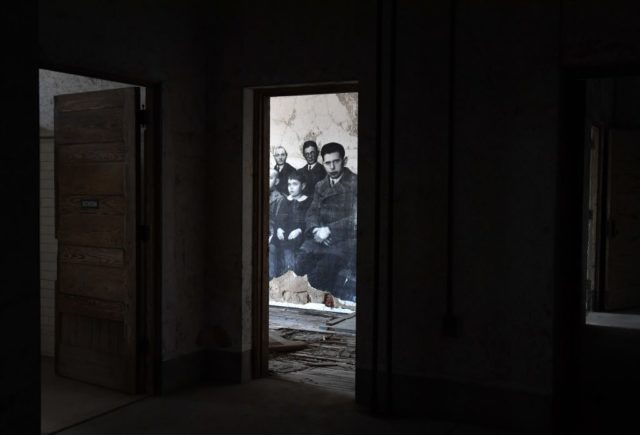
[269,93,358,173]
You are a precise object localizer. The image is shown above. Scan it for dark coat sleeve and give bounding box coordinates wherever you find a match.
[326,191,357,241]
[269,193,283,237]
[304,184,324,235]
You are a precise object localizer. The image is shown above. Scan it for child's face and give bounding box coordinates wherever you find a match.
[269,171,278,190]
[288,179,304,197]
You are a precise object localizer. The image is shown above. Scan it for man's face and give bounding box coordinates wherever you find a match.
[273,148,287,166]
[269,170,278,190]
[303,146,318,165]
[322,152,346,179]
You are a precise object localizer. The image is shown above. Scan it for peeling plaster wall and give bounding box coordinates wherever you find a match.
[269,93,358,173]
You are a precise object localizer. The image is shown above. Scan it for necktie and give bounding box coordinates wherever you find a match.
[308,165,312,171]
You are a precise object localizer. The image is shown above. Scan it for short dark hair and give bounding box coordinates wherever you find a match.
[302,140,319,153]
[288,171,307,184]
[320,142,345,159]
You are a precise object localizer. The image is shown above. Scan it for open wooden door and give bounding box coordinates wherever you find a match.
[54,88,141,393]
[604,129,640,311]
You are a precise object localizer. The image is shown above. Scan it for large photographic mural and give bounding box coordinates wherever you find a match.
[268,93,358,309]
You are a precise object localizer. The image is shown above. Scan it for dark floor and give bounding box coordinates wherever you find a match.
[56,376,522,435]
[46,308,525,434]
[41,356,144,434]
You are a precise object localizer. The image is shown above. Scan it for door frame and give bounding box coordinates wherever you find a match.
[555,64,640,430]
[245,82,359,379]
[39,64,162,394]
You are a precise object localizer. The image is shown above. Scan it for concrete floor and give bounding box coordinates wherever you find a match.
[56,376,524,435]
[41,357,145,434]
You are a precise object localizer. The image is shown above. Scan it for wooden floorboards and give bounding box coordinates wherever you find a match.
[268,306,355,394]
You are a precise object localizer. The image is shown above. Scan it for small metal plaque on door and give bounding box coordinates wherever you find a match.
[81,199,99,209]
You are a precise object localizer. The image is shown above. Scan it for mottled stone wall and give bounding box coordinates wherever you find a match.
[269,93,358,173]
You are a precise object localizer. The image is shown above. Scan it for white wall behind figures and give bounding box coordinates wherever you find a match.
[269,93,358,174]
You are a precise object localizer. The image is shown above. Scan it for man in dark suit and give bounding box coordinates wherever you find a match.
[273,146,296,196]
[297,140,326,197]
[295,142,357,303]
[268,168,285,279]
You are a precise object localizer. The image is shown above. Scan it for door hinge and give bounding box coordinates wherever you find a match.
[138,224,150,241]
[137,109,148,127]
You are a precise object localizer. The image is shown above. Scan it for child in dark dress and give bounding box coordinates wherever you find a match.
[274,171,312,272]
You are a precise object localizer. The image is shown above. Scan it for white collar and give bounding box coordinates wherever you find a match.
[287,194,308,202]
[329,173,344,185]
[307,162,317,169]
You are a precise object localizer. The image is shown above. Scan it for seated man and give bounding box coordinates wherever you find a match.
[295,142,357,303]
[297,140,326,197]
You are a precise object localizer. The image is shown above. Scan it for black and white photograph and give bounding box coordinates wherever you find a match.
[268,93,358,311]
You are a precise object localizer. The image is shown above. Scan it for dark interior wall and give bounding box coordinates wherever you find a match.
[204,0,638,430]
[0,3,39,432]
[613,77,640,128]
[390,1,560,429]
[38,0,209,390]
[206,0,560,430]
[0,0,631,432]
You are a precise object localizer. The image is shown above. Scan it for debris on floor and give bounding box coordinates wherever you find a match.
[269,306,355,394]
[269,330,307,352]
[269,270,355,310]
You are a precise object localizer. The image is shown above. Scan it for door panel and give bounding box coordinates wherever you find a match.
[57,163,125,196]
[58,263,126,301]
[57,142,126,164]
[604,129,640,311]
[55,108,125,144]
[54,87,139,393]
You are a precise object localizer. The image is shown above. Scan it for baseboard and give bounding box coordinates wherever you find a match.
[160,350,206,393]
[204,349,252,384]
[358,370,552,433]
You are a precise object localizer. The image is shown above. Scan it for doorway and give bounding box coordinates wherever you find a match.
[582,76,640,327]
[251,84,359,394]
[39,69,159,434]
[557,70,640,432]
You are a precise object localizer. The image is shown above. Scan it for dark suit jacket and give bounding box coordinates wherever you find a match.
[273,196,312,248]
[274,162,296,196]
[297,162,326,197]
[301,168,357,259]
[269,189,284,238]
